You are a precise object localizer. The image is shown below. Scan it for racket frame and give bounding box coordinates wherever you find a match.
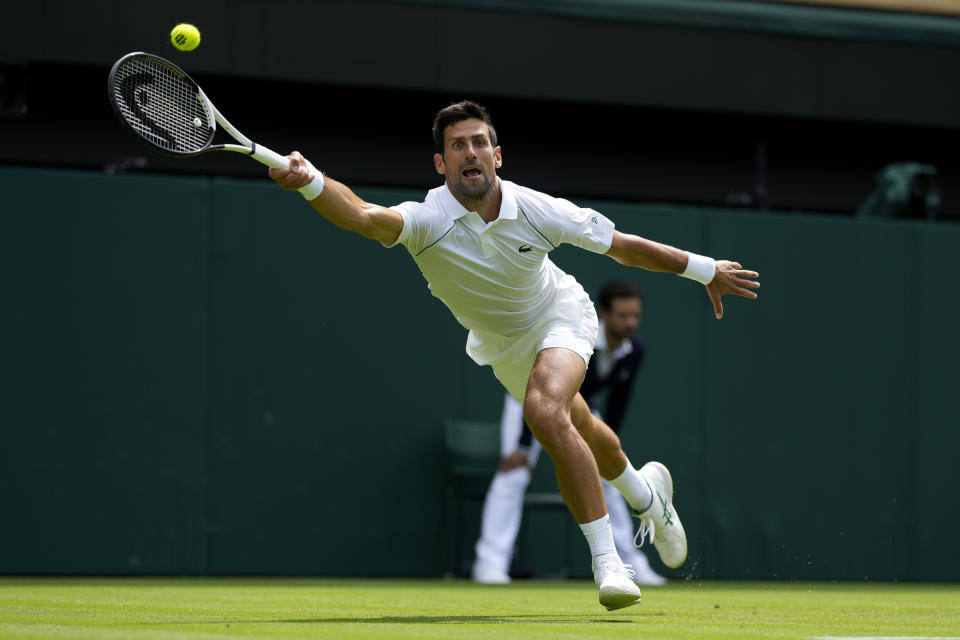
[108,52,289,169]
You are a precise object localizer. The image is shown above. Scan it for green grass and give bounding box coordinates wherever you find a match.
[1,578,958,640]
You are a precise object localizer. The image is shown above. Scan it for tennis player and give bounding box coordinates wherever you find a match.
[269,101,759,610]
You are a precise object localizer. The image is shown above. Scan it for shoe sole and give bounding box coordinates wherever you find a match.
[599,591,642,611]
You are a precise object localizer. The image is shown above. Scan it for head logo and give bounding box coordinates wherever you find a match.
[592,216,599,224]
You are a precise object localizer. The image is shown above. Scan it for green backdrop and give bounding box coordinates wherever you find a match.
[1,167,957,581]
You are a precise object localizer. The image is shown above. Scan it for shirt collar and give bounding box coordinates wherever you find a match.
[498,179,518,220]
[440,177,517,221]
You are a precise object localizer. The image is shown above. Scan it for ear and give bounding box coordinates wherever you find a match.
[494,146,502,169]
[434,153,446,175]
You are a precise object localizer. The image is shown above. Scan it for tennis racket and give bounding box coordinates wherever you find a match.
[107,51,289,169]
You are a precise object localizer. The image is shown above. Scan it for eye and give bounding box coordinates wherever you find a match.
[475,139,486,147]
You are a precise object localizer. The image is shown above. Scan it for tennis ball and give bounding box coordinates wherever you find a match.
[170,23,201,52]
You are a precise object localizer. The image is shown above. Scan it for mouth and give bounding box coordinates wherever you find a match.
[462,167,482,179]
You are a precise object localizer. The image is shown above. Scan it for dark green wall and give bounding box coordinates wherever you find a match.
[5,0,960,127]
[6,1,960,218]
[2,167,957,580]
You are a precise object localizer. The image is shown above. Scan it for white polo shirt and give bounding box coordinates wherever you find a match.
[386,178,615,342]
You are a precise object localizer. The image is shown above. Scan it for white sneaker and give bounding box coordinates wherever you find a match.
[632,461,687,568]
[471,562,511,584]
[592,554,642,611]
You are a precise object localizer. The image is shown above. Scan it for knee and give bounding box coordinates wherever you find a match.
[522,389,567,448]
[522,387,557,430]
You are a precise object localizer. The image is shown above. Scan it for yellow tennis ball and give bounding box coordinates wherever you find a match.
[170,23,201,52]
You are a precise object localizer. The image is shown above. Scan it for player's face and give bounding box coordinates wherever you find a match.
[600,296,642,342]
[434,118,502,201]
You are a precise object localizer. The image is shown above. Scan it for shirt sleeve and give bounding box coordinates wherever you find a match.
[522,188,615,254]
[553,198,616,254]
[380,200,428,252]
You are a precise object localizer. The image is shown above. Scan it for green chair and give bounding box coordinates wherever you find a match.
[440,418,572,578]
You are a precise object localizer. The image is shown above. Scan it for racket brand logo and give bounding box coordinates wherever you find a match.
[118,71,178,150]
[518,244,534,253]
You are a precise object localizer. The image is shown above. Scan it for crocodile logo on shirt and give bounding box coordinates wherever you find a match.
[518,244,534,253]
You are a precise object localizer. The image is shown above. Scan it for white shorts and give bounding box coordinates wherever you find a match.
[465,274,598,403]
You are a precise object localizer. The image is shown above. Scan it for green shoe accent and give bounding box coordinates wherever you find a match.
[657,491,673,527]
[630,478,656,517]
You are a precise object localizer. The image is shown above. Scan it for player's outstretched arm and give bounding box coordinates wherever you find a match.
[605,230,759,319]
[268,151,403,244]
[605,230,689,273]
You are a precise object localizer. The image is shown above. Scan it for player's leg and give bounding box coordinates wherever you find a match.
[569,394,688,569]
[522,347,605,524]
[568,394,629,480]
[602,480,667,585]
[570,394,650,510]
[523,347,641,610]
[569,393,651,513]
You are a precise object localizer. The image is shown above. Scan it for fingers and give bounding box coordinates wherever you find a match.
[268,151,313,190]
[733,277,760,297]
[718,260,758,278]
[705,263,759,318]
[721,277,759,299]
[725,267,760,297]
[707,287,724,319]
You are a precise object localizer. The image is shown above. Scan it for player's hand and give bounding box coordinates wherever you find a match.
[705,260,759,319]
[499,450,530,472]
[268,151,314,191]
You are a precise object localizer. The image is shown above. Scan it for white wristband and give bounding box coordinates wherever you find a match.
[297,160,325,201]
[679,252,716,285]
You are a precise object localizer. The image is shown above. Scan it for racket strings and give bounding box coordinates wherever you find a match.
[112,56,213,154]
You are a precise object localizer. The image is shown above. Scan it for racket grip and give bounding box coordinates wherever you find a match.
[249,143,290,169]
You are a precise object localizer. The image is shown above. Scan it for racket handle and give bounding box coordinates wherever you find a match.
[249,143,290,169]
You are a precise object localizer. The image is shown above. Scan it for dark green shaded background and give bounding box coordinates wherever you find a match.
[2,167,956,580]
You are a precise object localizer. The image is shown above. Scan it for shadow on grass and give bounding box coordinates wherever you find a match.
[147,613,662,626]
[267,613,661,625]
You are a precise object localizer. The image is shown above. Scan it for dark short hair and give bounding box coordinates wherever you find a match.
[432,100,498,154]
[598,281,642,311]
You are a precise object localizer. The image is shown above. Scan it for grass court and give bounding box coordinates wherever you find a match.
[1,577,958,639]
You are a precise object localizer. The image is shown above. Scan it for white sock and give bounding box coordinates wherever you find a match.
[609,458,653,514]
[579,514,617,558]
